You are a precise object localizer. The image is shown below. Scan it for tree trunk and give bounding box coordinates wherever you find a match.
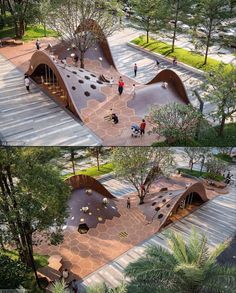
[96,149,100,171]
[203,20,213,65]
[218,115,226,136]
[200,157,205,175]
[80,51,85,68]
[43,22,47,37]
[190,161,193,172]
[146,29,149,43]
[19,19,25,38]
[71,150,76,175]
[139,196,145,205]
[172,1,180,52]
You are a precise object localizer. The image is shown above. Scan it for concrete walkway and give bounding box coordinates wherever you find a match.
[98,174,136,197]
[0,54,101,146]
[77,184,236,291]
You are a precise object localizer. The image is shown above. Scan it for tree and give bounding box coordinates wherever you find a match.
[148,103,203,144]
[111,147,174,204]
[125,229,236,293]
[0,147,70,274]
[166,0,192,52]
[0,254,28,289]
[88,147,103,171]
[130,0,165,43]
[38,0,51,37]
[202,64,236,136]
[6,0,32,38]
[229,0,236,14]
[48,0,122,68]
[205,155,228,175]
[196,0,229,65]
[184,147,211,173]
[184,147,204,171]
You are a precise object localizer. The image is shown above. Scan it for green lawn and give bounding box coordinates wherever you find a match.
[177,168,224,181]
[152,123,236,147]
[0,249,48,268]
[63,162,114,180]
[131,35,233,72]
[0,25,58,41]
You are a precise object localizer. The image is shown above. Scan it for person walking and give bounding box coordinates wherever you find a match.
[134,63,138,77]
[131,84,136,97]
[140,119,146,135]
[127,197,131,209]
[118,79,124,95]
[156,59,160,67]
[35,39,40,50]
[24,76,30,92]
[173,56,177,66]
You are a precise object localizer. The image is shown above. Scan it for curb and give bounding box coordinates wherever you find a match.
[127,42,206,77]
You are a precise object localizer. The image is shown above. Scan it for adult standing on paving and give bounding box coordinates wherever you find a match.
[118,78,125,95]
[134,63,138,77]
[140,119,146,135]
[35,39,40,50]
[127,197,131,208]
[24,76,30,92]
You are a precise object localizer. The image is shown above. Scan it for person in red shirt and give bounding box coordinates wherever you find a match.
[140,119,146,135]
[118,79,125,95]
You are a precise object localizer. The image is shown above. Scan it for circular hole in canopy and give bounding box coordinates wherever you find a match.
[158,214,163,219]
[158,195,163,198]
[97,80,103,84]
[90,84,96,90]
[162,199,166,203]
[151,202,156,206]
[78,80,84,84]
[84,91,90,96]
[91,74,96,77]
[67,75,70,78]
[166,204,171,208]
[155,207,160,211]
[72,86,76,90]
[72,71,77,74]
[85,76,90,80]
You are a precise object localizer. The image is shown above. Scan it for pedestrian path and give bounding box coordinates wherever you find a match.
[0,54,101,146]
[77,186,236,291]
[98,174,136,197]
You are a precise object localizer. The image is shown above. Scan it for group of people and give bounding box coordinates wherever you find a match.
[104,108,119,124]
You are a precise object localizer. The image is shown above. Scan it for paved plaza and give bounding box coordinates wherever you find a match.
[77,183,236,291]
[1,26,233,146]
[34,172,229,284]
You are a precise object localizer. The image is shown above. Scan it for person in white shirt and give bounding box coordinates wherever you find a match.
[131,84,136,97]
[62,268,69,280]
[24,77,30,92]
[109,77,114,87]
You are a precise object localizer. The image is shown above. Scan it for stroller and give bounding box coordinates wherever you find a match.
[131,124,141,137]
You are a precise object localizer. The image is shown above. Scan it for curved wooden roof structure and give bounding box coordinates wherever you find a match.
[26,20,190,124]
[139,182,208,230]
[65,174,115,199]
